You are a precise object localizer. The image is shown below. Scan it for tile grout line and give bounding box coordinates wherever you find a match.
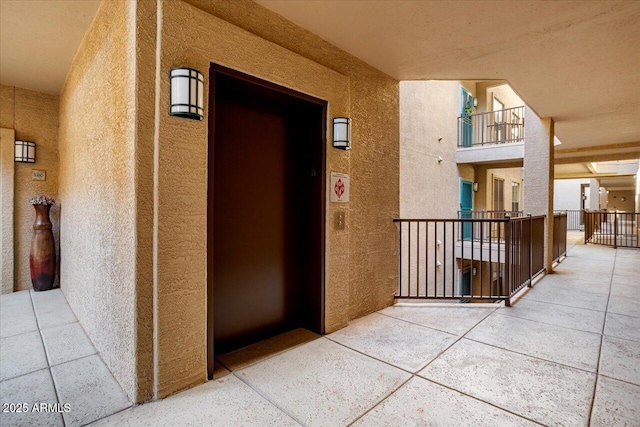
[28,290,67,427]
[587,247,616,427]
[376,308,495,336]
[345,376,414,426]
[231,372,307,427]
[490,310,604,336]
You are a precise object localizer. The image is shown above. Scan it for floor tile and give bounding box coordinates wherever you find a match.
[419,339,595,426]
[237,338,410,426]
[498,298,605,334]
[353,376,536,426]
[612,262,640,278]
[599,335,640,386]
[41,322,96,366]
[217,328,319,372]
[328,312,457,372]
[0,369,63,427]
[379,305,494,335]
[0,291,38,338]
[50,355,131,426]
[30,290,76,330]
[212,361,231,379]
[604,312,640,342]
[0,331,48,381]
[522,283,608,311]
[610,282,640,298]
[591,375,640,427]
[537,275,610,295]
[92,375,299,426]
[466,313,601,371]
[608,294,640,318]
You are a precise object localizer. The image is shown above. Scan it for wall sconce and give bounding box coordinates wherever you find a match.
[473,98,478,107]
[473,182,479,192]
[472,267,477,276]
[170,67,204,120]
[15,140,36,163]
[332,117,351,150]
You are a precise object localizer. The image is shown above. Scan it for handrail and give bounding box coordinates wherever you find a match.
[458,105,525,147]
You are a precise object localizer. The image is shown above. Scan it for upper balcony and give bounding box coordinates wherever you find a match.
[456,106,525,164]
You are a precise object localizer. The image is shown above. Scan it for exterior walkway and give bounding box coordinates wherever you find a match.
[1,232,638,426]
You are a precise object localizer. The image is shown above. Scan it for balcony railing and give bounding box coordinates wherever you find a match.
[553,212,568,263]
[554,209,584,230]
[585,211,639,248]
[394,215,545,306]
[458,106,525,148]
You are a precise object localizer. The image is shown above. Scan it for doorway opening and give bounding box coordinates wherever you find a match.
[207,65,326,377]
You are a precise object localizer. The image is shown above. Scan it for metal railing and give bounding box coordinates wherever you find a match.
[553,209,584,230]
[553,212,568,262]
[394,215,545,306]
[585,211,639,248]
[458,210,524,219]
[458,106,525,148]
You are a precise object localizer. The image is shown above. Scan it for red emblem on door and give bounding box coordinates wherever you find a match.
[334,178,345,199]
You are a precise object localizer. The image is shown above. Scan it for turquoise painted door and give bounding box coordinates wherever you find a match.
[460,180,473,240]
[460,88,474,147]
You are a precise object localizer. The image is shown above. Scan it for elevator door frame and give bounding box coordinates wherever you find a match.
[207,64,327,378]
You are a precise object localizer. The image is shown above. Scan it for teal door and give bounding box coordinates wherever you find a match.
[459,268,472,303]
[460,88,474,147]
[460,180,473,240]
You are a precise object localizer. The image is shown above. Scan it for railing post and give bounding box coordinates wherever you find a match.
[614,211,618,249]
[504,214,511,307]
[527,213,533,287]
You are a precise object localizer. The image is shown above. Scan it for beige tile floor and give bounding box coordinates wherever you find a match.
[1,231,639,426]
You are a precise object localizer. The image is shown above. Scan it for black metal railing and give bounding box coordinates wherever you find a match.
[553,209,584,231]
[394,215,545,306]
[458,210,524,219]
[553,212,568,262]
[585,211,639,248]
[458,106,525,148]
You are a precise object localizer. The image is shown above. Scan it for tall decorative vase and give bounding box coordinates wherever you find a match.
[30,204,56,291]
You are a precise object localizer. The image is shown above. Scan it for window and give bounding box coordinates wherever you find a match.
[510,111,521,140]
[511,181,520,212]
[493,177,505,211]
[493,97,505,141]
[493,97,504,121]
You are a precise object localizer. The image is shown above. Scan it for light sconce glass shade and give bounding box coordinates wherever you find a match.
[473,182,479,192]
[473,98,478,107]
[170,67,204,120]
[15,140,36,163]
[333,117,351,150]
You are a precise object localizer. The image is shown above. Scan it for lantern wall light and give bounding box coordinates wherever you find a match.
[15,140,36,163]
[170,67,204,120]
[332,117,351,150]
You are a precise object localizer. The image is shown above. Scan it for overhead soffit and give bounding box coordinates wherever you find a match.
[257,0,640,152]
[0,0,101,95]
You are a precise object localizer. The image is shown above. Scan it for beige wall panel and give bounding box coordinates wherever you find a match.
[13,88,60,291]
[58,0,137,401]
[157,0,355,398]
[608,190,635,212]
[1,128,15,294]
[0,85,15,128]
[400,81,468,219]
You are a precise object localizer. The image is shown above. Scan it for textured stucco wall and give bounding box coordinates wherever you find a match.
[478,167,524,212]
[523,107,554,270]
[0,85,59,292]
[1,128,15,294]
[152,0,398,397]
[400,81,473,218]
[488,84,524,110]
[554,178,589,211]
[608,190,635,212]
[58,0,137,401]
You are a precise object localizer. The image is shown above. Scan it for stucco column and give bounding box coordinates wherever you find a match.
[523,107,554,272]
[0,128,15,294]
[589,179,600,210]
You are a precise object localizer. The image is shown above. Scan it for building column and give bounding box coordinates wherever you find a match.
[589,179,600,210]
[523,107,554,272]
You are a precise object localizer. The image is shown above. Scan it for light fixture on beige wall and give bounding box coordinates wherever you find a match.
[473,182,479,192]
[15,140,36,163]
[333,117,351,150]
[170,67,204,120]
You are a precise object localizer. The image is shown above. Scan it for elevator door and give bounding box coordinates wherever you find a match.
[210,69,325,360]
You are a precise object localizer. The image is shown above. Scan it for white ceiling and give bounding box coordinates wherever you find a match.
[257,0,640,154]
[0,0,101,95]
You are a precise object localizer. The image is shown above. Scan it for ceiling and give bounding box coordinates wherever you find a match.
[1,0,639,160]
[555,160,638,190]
[0,0,101,95]
[257,0,640,156]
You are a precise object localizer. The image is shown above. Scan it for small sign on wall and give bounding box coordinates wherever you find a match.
[330,172,349,203]
[31,170,46,181]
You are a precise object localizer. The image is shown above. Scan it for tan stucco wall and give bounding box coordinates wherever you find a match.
[400,81,474,218]
[1,128,15,294]
[473,166,523,212]
[58,0,137,401]
[608,190,635,212]
[0,85,60,292]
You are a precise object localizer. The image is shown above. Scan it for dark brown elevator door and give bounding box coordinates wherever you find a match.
[211,70,324,356]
